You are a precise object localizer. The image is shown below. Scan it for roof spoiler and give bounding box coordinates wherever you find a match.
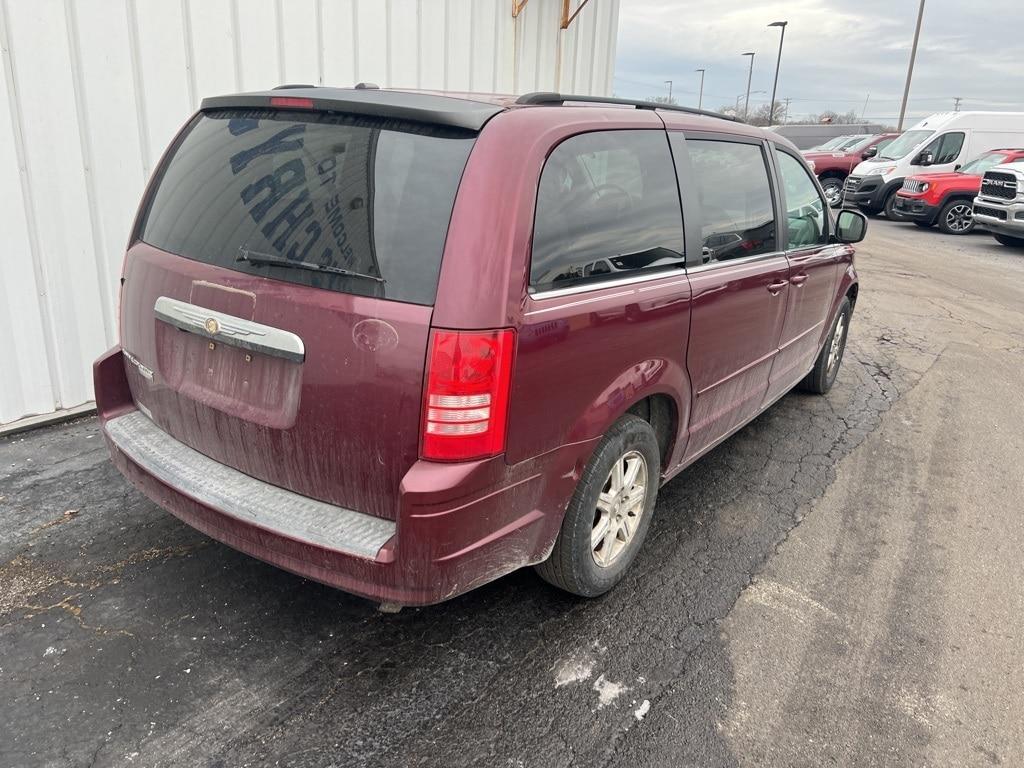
[201,87,504,131]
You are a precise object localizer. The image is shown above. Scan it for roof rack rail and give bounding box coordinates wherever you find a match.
[515,92,741,123]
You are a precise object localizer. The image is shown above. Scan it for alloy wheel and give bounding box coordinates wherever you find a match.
[822,181,843,207]
[592,450,648,568]
[945,203,973,233]
[827,313,847,376]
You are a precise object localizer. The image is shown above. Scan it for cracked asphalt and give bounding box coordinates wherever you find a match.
[3,220,1023,767]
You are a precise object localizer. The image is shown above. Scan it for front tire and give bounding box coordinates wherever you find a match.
[799,297,851,395]
[937,199,974,235]
[535,414,659,597]
[994,233,1024,248]
[883,189,904,221]
[820,176,844,208]
[914,220,934,229]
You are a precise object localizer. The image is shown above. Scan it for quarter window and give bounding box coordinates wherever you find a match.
[776,151,828,249]
[682,139,777,264]
[530,131,684,292]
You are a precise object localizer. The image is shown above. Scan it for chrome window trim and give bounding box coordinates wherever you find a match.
[154,296,305,363]
[684,249,788,275]
[528,266,688,301]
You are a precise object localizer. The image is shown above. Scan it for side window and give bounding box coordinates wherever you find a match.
[683,139,777,263]
[530,131,684,292]
[923,132,965,164]
[776,150,828,249]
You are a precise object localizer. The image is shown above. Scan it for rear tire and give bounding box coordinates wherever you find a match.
[914,221,934,229]
[937,199,974,235]
[799,297,851,395]
[994,234,1024,248]
[535,414,659,598]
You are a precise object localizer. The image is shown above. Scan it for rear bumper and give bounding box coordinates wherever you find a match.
[94,347,586,606]
[972,197,1024,236]
[892,194,939,224]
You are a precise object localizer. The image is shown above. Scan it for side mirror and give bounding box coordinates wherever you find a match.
[834,209,867,244]
[917,150,934,166]
[861,146,878,160]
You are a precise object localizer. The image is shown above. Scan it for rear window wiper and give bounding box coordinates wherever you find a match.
[237,248,386,283]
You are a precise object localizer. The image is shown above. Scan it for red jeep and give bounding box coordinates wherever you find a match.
[893,149,1024,234]
[94,87,865,606]
[804,133,900,208]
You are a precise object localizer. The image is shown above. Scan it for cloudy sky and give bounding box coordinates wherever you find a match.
[613,0,1024,126]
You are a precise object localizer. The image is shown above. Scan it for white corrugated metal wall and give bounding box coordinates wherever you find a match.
[0,0,619,428]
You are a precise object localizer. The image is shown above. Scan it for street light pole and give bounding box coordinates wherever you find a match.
[742,52,755,120]
[897,0,926,131]
[664,80,673,102]
[695,68,705,110]
[768,21,788,124]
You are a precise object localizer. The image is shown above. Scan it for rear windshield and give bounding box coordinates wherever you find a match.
[138,109,476,305]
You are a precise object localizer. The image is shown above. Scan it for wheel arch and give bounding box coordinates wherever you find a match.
[562,361,691,480]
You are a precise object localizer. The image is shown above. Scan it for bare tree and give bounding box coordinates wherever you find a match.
[651,95,679,106]
[745,102,788,127]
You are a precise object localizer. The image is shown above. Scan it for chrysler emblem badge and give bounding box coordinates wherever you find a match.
[205,317,220,335]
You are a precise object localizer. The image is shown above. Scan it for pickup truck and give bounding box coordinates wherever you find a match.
[972,160,1024,247]
[894,149,1024,234]
[803,133,900,207]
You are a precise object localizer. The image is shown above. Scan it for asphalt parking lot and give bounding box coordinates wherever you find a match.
[3,219,1023,768]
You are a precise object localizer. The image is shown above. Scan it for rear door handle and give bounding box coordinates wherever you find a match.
[790,273,809,286]
[767,280,789,295]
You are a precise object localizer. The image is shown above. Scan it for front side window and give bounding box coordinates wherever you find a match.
[683,139,777,264]
[922,132,965,165]
[776,151,828,249]
[530,130,684,292]
[139,109,475,305]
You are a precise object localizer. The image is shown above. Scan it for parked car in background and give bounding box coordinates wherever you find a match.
[804,133,900,207]
[844,111,1024,218]
[772,122,884,150]
[93,87,866,606]
[973,161,1024,247]
[806,135,859,152]
[893,149,1024,234]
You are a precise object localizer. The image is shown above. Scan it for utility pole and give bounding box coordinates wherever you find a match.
[861,93,870,119]
[953,96,962,112]
[742,52,755,121]
[897,0,926,131]
[664,80,673,102]
[695,68,705,110]
[768,21,788,124]
[783,97,791,123]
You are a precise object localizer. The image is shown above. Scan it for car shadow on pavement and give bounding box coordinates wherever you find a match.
[0,342,901,768]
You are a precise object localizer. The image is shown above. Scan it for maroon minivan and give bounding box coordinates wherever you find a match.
[94,87,865,606]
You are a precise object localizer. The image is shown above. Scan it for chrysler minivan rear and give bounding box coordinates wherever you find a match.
[95,89,558,605]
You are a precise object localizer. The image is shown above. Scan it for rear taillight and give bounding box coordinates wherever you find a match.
[421,328,516,462]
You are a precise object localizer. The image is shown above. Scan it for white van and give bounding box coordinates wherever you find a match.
[842,111,1024,217]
